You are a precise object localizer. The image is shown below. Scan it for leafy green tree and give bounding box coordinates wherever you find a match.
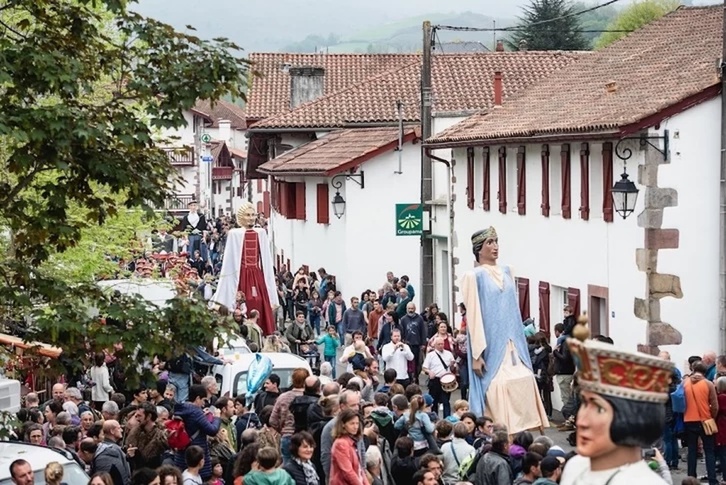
[595,0,680,49]
[506,0,590,51]
[574,1,619,46]
[0,0,245,386]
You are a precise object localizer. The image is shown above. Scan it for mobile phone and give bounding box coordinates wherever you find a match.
[642,448,656,460]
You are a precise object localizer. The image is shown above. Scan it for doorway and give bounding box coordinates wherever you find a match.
[587,285,609,337]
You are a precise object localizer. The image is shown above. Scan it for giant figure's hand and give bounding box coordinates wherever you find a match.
[472,355,487,377]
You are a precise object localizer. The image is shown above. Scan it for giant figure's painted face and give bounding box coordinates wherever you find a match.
[478,237,499,263]
[576,390,617,459]
[236,204,256,228]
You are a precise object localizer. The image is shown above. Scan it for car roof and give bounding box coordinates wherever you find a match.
[222,352,311,373]
[0,443,73,478]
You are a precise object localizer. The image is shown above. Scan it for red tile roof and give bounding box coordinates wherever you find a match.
[193,99,247,130]
[257,127,418,175]
[427,6,723,146]
[246,53,417,121]
[249,51,583,130]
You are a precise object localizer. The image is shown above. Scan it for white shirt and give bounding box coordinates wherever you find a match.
[187,212,200,228]
[561,454,669,485]
[423,349,455,378]
[381,342,414,379]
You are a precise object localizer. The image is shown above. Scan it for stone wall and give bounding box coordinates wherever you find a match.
[634,141,683,355]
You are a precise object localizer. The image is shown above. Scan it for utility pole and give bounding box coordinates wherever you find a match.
[421,21,434,308]
[719,0,726,352]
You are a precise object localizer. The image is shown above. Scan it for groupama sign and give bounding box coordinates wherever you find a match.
[395,203,423,236]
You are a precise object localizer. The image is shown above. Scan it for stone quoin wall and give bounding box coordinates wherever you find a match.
[634,141,683,355]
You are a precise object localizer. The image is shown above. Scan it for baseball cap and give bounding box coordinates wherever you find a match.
[547,445,566,458]
[423,394,434,407]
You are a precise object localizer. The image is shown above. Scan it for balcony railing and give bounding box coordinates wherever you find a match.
[164,194,196,212]
[164,146,195,166]
[212,166,234,180]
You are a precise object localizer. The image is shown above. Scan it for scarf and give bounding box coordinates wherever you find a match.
[293,457,319,485]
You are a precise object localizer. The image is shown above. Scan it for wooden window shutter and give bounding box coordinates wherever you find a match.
[279,182,288,217]
[580,142,590,221]
[602,142,614,223]
[466,147,475,209]
[498,147,507,214]
[516,146,526,215]
[561,144,571,219]
[516,277,531,320]
[482,147,491,211]
[256,201,263,215]
[262,191,270,218]
[567,287,581,318]
[316,183,329,224]
[294,182,306,220]
[256,179,262,193]
[538,281,551,337]
[541,144,550,217]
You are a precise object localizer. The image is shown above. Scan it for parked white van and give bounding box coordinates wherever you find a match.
[0,443,88,485]
[212,352,312,398]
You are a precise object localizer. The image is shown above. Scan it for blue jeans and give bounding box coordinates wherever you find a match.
[325,356,337,378]
[686,422,717,485]
[168,372,190,403]
[281,434,292,465]
[310,315,321,334]
[188,234,202,256]
[662,423,679,468]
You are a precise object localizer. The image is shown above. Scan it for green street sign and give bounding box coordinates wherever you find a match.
[201,133,212,143]
[395,203,423,236]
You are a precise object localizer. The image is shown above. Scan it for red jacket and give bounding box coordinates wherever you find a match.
[716,393,726,446]
[329,435,367,485]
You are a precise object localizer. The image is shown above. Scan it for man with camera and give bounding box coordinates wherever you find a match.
[381,328,414,388]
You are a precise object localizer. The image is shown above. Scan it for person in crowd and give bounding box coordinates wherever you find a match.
[125,403,167,470]
[475,429,511,485]
[242,447,294,485]
[157,466,183,485]
[44,462,64,485]
[130,469,160,485]
[534,455,563,485]
[382,329,414,389]
[400,302,426,383]
[515,452,543,485]
[321,390,362,482]
[683,361,718,484]
[394,395,435,457]
[422,337,456,418]
[286,311,316,355]
[309,394,338,480]
[391,437,418,485]
[182,445,205,485]
[445,400,469,424]
[253,375,281,413]
[89,353,114,411]
[282,431,319,485]
[270,368,310,464]
[88,472,115,485]
[308,290,324,336]
[329,408,366,485]
[173,384,222,481]
[316,326,341,379]
[440,422,475,484]
[327,291,347,337]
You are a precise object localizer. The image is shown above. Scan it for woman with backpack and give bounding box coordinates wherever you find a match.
[393,395,436,457]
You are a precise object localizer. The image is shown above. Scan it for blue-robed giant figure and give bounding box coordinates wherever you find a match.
[461,226,549,434]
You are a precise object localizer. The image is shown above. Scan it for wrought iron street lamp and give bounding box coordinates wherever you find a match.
[330,171,365,219]
[612,130,669,219]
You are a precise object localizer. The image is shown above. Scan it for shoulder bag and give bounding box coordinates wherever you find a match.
[687,378,718,435]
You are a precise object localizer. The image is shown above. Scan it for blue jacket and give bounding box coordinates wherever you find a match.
[316,334,340,357]
[394,411,434,445]
[172,402,221,480]
[327,300,346,326]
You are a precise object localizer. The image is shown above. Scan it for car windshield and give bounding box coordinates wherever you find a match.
[233,368,296,397]
[0,463,87,485]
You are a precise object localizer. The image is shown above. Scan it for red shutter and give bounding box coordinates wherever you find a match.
[279,181,288,217]
[567,287,581,318]
[561,144,571,219]
[262,191,270,218]
[466,147,475,210]
[482,147,491,211]
[580,142,590,221]
[541,144,550,217]
[602,142,614,223]
[498,147,507,214]
[294,182,306,220]
[256,179,262,193]
[538,281,551,337]
[316,183,329,224]
[256,201,263,214]
[516,146,526,215]
[516,277,531,320]
[286,183,296,218]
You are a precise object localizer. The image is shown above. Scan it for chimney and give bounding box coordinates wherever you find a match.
[518,39,528,52]
[218,119,231,145]
[289,66,325,110]
[496,40,504,52]
[494,71,503,106]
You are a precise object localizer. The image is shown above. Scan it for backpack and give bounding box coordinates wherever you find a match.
[671,381,686,413]
[458,445,486,481]
[165,417,198,451]
[290,395,318,433]
[546,353,556,377]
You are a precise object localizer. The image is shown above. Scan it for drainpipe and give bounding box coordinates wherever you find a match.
[395,100,404,174]
[719,0,726,353]
[426,148,456,317]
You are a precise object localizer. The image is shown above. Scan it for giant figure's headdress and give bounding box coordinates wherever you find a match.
[471,226,498,246]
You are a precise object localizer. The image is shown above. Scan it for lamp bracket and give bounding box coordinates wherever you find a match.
[331,171,365,190]
[614,130,669,164]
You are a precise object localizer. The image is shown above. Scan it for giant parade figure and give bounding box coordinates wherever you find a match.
[212,203,277,335]
[461,226,549,434]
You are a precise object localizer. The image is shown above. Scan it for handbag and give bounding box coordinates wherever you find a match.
[687,377,718,435]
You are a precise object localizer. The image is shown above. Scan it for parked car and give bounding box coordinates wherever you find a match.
[0,443,88,485]
[212,352,312,397]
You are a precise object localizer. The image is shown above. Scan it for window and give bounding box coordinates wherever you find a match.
[466,147,475,210]
[602,142,614,222]
[580,143,590,221]
[294,182,306,220]
[541,145,550,217]
[316,183,329,224]
[516,277,530,320]
[538,281,551,337]
[516,146,526,215]
[498,147,507,214]
[561,144,572,219]
[482,147,491,211]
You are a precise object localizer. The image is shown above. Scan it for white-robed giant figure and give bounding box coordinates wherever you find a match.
[461,226,549,434]
[212,203,277,335]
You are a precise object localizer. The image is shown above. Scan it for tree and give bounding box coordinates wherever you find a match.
[574,1,619,46]
[506,0,590,51]
[595,0,680,49]
[0,0,245,386]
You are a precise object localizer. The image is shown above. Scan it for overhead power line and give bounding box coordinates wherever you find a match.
[435,0,624,33]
